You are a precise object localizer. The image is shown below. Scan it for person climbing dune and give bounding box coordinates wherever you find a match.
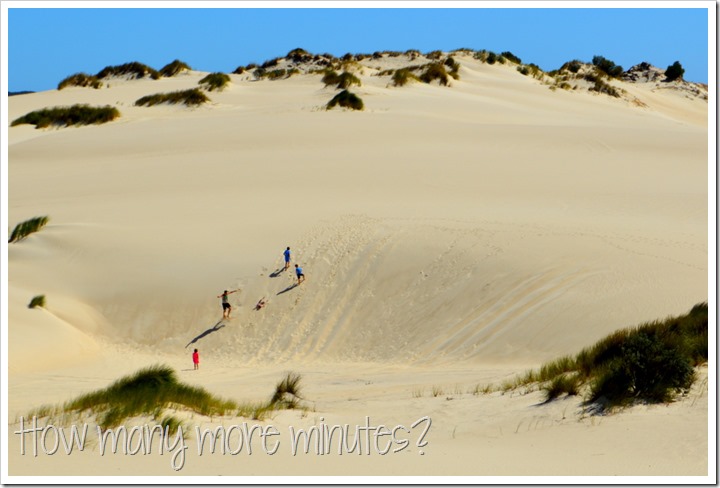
[295,264,305,284]
[217,289,239,319]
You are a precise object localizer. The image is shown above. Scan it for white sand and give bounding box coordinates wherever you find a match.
[5,53,711,480]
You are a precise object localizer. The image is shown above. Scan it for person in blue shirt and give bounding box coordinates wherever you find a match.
[283,247,291,271]
[295,264,305,284]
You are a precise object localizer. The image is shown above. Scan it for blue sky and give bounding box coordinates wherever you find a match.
[5,3,711,92]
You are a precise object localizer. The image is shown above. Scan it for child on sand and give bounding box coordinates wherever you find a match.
[283,247,291,271]
[193,349,199,370]
[217,289,239,319]
[295,264,305,284]
[255,297,267,310]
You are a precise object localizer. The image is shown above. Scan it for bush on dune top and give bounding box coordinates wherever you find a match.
[159,59,192,77]
[96,62,160,80]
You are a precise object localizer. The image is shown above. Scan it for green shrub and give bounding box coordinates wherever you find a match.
[419,63,449,86]
[159,60,191,77]
[11,105,119,129]
[326,90,364,110]
[501,303,707,411]
[135,89,209,107]
[486,52,498,65]
[664,61,685,82]
[58,73,102,90]
[96,62,160,80]
[198,72,230,91]
[28,295,46,309]
[9,216,49,243]
[592,55,623,78]
[589,332,694,405]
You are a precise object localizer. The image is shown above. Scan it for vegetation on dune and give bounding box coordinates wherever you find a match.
[392,68,419,87]
[198,72,231,91]
[326,90,364,111]
[664,61,685,82]
[322,70,361,89]
[499,303,708,411]
[28,365,307,428]
[419,62,450,86]
[592,55,623,79]
[159,59,191,77]
[28,295,46,309]
[9,216,49,243]
[96,61,160,80]
[57,73,103,90]
[135,88,210,107]
[11,106,119,129]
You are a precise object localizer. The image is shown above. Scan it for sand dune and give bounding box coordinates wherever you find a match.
[6,52,710,478]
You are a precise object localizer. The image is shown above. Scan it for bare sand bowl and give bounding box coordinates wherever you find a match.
[6,52,709,478]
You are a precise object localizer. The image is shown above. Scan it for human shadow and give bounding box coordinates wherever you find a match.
[186,320,226,348]
[269,268,284,278]
[276,283,298,295]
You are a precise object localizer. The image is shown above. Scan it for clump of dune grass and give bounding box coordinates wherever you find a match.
[57,73,103,90]
[198,72,230,91]
[322,70,361,89]
[11,105,120,129]
[159,59,191,77]
[27,366,306,428]
[270,372,303,409]
[28,295,46,309]
[135,89,209,107]
[392,68,419,87]
[9,216,49,243]
[419,62,450,86]
[500,303,708,411]
[326,90,364,111]
[96,61,160,80]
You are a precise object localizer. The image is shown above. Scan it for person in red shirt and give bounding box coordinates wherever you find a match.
[193,349,200,370]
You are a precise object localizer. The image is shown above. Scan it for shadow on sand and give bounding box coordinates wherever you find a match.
[277,283,298,295]
[269,268,285,278]
[186,320,226,348]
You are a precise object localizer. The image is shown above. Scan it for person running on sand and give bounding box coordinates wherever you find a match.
[255,297,267,310]
[295,264,305,284]
[193,349,200,370]
[217,289,239,319]
[283,247,291,271]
